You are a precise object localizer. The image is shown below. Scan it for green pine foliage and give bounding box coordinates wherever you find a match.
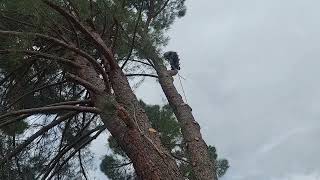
[100,101,229,179]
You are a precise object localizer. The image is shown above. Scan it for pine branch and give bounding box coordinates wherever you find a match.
[128,59,154,67]
[0,49,82,68]
[152,0,171,19]
[66,73,102,93]
[108,161,132,169]
[1,112,78,163]
[121,1,144,69]
[171,153,190,164]
[0,14,35,27]
[78,150,89,180]
[47,129,104,180]
[5,80,67,111]
[0,105,100,120]
[126,73,158,78]
[0,115,29,129]
[42,0,118,69]
[0,30,108,84]
[46,99,92,107]
[41,126,105,179]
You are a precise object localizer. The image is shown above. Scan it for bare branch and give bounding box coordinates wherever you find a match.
[126,73,158,78]
[121,2,144,69]
[66,73,102,94]
[128,59,154,67]
[41,126,105,179]
[1,112,77,163]
[46,100,92,107]
[78,150,89,180]
[0,105,100,120]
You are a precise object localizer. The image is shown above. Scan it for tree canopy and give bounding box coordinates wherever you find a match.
[0,0,227,179]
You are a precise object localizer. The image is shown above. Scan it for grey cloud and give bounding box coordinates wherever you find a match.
[163,0,320,179]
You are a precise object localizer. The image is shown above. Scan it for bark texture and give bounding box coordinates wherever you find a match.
[153,60,217,180]
[73,54,183,180]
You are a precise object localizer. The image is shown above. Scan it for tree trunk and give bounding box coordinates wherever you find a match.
[73,55,183,180]
[153,60,217,180]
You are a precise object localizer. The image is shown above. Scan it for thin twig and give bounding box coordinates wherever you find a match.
[128,59,154,67]
[121,1,144,69]
[108,161,132,169]
[79,150,89,180]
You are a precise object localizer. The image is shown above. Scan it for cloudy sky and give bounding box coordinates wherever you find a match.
[90,0,320,179]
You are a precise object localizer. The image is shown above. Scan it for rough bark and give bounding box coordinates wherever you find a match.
[73,55,183,180]
[153,60,217,180]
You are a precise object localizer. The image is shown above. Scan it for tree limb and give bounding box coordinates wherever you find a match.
[121,2,144,69]
[129,59,154,67]
[108,161,132,169]
[0,49,82,68]
[78,150,89,180]
[41,126,105,179]
[126,73,158,78]
[171,153,190,164]
[0,30,108,84]
[1,112,78,163]
[0,14,35,27]
[42,0,118,69]
[5,81,67,111]
[0,105,100,120]
[46,99,92,107]
[66,73,102,94]
[152,0,170,19]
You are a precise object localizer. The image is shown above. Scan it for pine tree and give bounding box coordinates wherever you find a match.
[0,1,223,179]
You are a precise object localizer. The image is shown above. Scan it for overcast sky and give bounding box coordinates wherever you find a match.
[90,0,320,179]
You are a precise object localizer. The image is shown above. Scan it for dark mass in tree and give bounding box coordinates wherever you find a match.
[164,51,181,70]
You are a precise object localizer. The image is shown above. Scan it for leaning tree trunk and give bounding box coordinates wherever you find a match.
[73,54,183,179]
[39,2,183,178]
[153,59,217,180]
